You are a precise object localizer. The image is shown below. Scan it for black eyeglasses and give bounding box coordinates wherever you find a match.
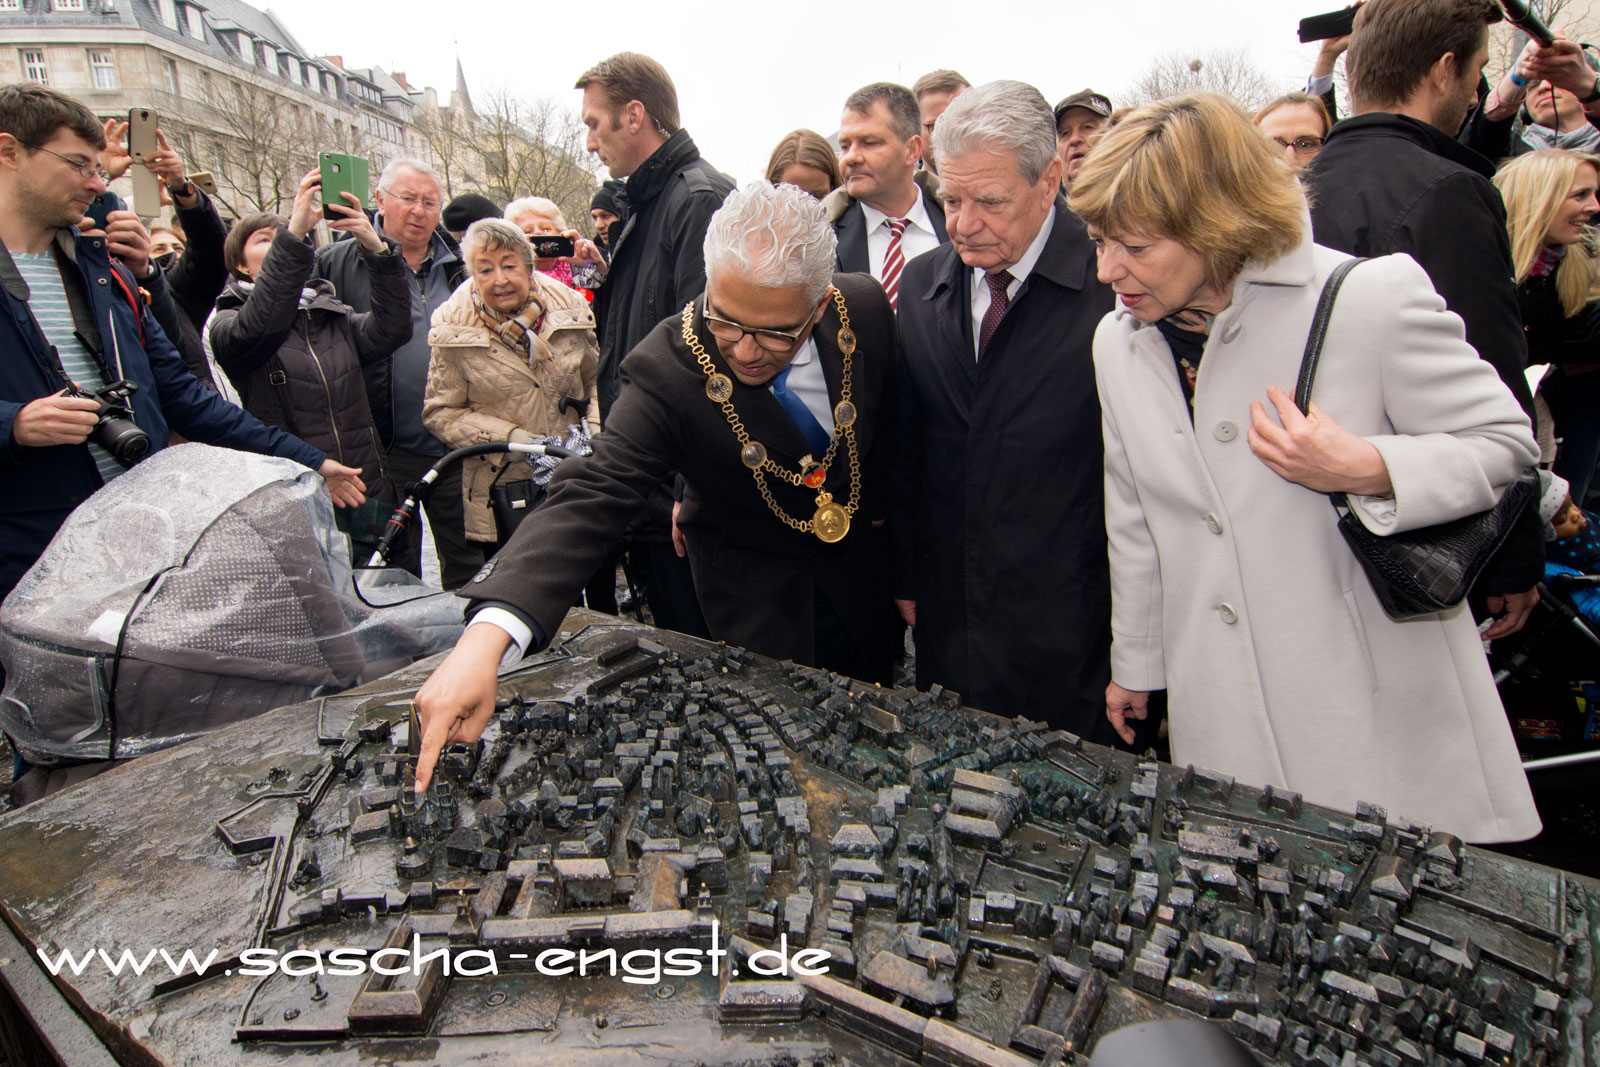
[1272,136,1324,156]
[21,141,110,182]
[702,296,809,352]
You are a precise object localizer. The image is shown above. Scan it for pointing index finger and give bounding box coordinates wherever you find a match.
[413,712,454,793]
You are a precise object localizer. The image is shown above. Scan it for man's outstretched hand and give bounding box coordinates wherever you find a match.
[412,623,511,792]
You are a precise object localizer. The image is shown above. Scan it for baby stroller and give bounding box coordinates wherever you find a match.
[0,445,466,773]
[1484,474,1600,873]
[1493,472,1600,769]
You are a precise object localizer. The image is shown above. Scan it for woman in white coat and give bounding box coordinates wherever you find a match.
[1068,94,1541,843]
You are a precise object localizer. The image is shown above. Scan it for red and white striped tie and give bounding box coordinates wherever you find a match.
[881,217,909,310]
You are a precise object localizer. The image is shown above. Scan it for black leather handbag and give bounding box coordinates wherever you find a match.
[488,478,547,541]
[1294,258,1539,621]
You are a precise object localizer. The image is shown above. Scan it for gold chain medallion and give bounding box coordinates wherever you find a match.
[682,290,863,542]
[812,492,849,543]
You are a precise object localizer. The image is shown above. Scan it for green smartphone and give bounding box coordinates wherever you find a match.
[317,151,369,222]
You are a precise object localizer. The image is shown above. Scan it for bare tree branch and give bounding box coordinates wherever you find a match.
[1126,46,1279,112]
[474,88,601,226]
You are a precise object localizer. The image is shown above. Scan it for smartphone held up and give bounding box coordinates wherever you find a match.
[317,151,370,221]
[126,106,161,217]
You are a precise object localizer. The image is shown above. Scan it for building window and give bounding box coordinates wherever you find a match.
[0,0,21,11]
[183,3,203,40]
[157,0,177,29]
[54,0,86,10]
[89,49,115,89]
[199,69,211,100]
[162,56,178,95]
[21,50,47,84]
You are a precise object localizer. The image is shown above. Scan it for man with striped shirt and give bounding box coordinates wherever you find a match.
[0,84,362,622]
[822,83,948,308]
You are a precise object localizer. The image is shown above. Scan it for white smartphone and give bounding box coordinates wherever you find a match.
[126,106,162,218]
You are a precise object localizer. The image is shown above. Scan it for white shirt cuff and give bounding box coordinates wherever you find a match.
[1307,73,1335,97]
[467,608,532,665]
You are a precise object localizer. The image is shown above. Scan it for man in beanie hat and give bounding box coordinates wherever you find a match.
[590,179,625,252]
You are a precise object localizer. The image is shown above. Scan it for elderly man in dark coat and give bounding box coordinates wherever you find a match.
[410,182,903,791]
[892,80,1117,741]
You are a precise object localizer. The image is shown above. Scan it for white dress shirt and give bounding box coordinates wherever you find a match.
[861,192,940,282]
[969,205,1057,359]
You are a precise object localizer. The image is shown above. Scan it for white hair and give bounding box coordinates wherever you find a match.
[462,217,534,272]
[932,80,1058,185]
[504,196,566,230]
[376,156,443,195]
[703,182,836,303]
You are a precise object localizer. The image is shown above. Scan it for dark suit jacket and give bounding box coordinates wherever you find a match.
[891,200,1115,738]
[834,185,949,275]
[469,272,901,675]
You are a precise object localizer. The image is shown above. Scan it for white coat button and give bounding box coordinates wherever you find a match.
[1218,603,1238,624]
[97,277,107,285]
[1205,513,1223,535]
[1213,420,1238,442]
[1221,320,1242,343]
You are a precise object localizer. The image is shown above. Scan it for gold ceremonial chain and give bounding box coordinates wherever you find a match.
[681,288,862,543]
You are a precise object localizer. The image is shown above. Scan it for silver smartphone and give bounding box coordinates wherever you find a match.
[126,107,162,218]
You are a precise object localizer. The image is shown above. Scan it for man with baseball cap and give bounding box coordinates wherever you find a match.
[1053,89,1112,191]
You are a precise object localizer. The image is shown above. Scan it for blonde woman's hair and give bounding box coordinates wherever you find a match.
[1494,148,1600,317]
[1068,93,1306,290]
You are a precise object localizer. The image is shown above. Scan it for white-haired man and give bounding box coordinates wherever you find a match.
[315,157,474,586]
[892,80,1118,742]
[411,182,903,789]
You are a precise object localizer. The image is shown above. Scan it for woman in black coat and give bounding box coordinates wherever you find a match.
[209,168,413,554]
[1495,149,1600,504]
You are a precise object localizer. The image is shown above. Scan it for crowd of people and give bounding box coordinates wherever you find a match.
[1,0,1595,841]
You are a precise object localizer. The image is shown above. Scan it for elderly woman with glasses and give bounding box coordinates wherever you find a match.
[1071,93,1540,843]
[422,218,600,553]
[504,196,606,292]
[1254,92,1332,169]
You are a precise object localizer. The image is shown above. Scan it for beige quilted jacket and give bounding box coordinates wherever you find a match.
[423,274,601,542]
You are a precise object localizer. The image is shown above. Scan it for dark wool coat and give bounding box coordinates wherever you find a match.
[891,200,1116,738]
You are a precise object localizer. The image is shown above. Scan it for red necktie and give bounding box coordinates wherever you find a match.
[978,270,1014,359]
[881,217,908,310]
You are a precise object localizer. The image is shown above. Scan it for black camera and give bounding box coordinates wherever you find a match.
[66,379,151,467]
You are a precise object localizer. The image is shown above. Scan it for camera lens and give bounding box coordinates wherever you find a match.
[95,417,151,466]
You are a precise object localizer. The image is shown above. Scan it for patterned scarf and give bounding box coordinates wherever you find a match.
[471,285,547,362]
[1531,244,1565,279]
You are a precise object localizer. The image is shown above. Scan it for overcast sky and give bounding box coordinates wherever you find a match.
[261,0,1334,185]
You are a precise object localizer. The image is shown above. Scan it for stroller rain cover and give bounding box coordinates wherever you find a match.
[0,444,464,765]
